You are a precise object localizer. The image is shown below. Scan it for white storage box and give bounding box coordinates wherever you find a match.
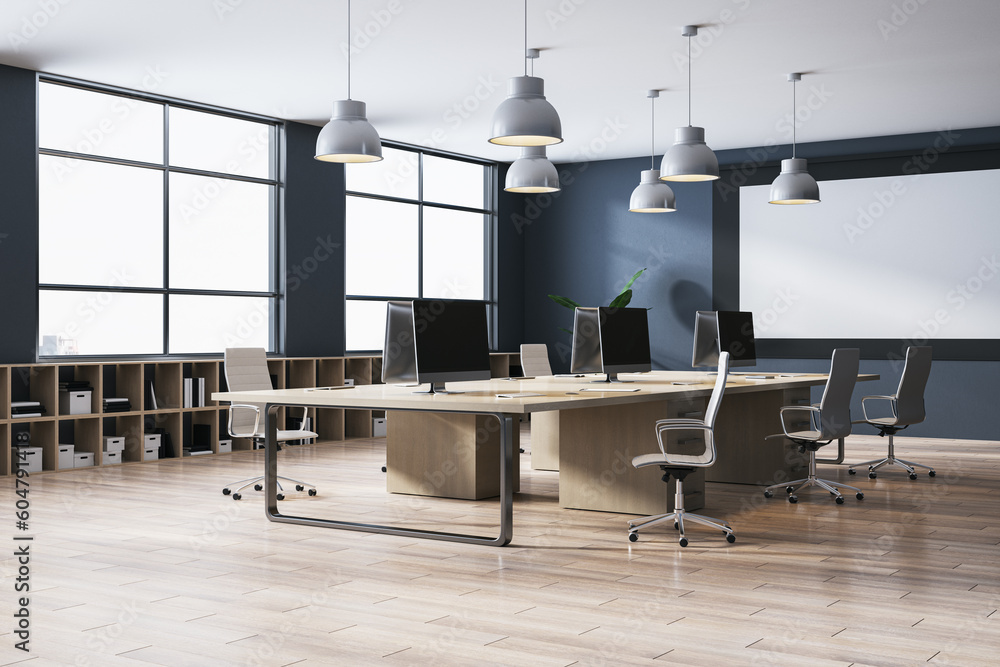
[57,444,75,470]
[102,436,125,452]
[74,452,95,468]
[16,447,43,473]
[59,390,92,415]
[218,439,232,453]
[373,417,386,437]
[143,446,158,462]
[104,450,122,465]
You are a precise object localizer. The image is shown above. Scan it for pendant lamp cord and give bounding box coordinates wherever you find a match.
[523,0,528,76]
[347,0,352,100]
[791,77,797,158]
[687,33,692,127]
[650,95,655,170]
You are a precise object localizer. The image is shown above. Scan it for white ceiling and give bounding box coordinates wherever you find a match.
[3,0,999,164]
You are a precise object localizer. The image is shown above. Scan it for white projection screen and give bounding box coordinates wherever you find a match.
[739,169,1000,341]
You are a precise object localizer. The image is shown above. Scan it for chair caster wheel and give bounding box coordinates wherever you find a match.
[928,470,936,477]
[726,533,736,543]
[254,484,263,491]
[381,466,387,473]
[276,493,284,501]
[785,486,795,495]
[869,472,877,479]
[909,473,917,480]
[788,495,798,504]
[856,492,864,500]
[232,493,241,501]
[223,488,231,495]
[308,489,317,496]
[295,484,304,491]
[678,538,688,547]
[519,448,525,453]
[628,533,638,543]
[673,522,679,530]
[763,490,773,498]
[848,468,856,475]
[835,496,845,504]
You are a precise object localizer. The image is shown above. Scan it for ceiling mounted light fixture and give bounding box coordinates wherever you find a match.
[315,0,382,163]
[660,25,718,182]
[506,146,560,193]
[769,73,820,204]
[489,1,562,147]
[630,90,676,213]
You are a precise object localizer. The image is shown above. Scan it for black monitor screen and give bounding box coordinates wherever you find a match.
[599,307,652,373]
[717,311,757,368]
[412,299,492,382]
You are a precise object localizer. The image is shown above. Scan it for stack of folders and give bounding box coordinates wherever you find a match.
[182,377,206,408]
[102,397,131,413]
[11,401,45,418]
[59,380,92,392]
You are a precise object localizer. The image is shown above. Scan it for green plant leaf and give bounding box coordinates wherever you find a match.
[622,267,646,293]
[609,289,632,309]
[558,327,573,335]
[548,294,581,310]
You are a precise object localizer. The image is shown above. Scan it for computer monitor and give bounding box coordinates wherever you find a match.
[570,306,652,382]
[691,310,757,368]
[381,301,418,385]
[411,299,492,393]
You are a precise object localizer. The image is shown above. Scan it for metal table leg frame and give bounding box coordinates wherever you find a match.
[263,404,514,547]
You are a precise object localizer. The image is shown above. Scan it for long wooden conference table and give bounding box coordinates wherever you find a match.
[214,370,876,547]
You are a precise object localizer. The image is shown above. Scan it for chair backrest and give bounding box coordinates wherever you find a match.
[816,348,860,440]
[224,347,273,436]
[519,343,553,377]
[703,351,730,430]
[893,346,932,426]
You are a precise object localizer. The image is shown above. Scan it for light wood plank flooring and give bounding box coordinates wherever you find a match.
[2,428,998,666]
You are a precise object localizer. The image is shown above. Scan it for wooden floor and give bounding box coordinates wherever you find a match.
[2,427,999,666]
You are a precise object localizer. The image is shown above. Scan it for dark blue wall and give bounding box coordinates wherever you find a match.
[0,65,39,363]
[283,121,345,357]
[514,158,713,372]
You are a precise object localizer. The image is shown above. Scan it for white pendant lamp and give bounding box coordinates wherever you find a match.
[660,26,718,182]
[769,73,820,204]
[489,2,562,147]
[629,90,676,213]
[315,0,383,163]
[506,146,560,193]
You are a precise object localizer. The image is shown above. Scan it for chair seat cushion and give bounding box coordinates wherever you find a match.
[865,417,898,427]
[632,452,711,468]
[275,429,318,442]
[785,429,823,441]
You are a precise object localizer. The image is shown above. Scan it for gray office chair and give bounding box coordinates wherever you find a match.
[519,343,553,377]
[221,347,318,501]
[763,348,864,504]
[849,346,934,480]
[628,351,735,547]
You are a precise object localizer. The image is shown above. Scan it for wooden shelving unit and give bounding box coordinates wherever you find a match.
[2,352,519,477]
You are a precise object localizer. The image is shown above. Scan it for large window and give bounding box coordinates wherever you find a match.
[37,80,280,357]
[345,144,495,351]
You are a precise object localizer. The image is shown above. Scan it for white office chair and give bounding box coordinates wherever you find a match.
[519,343,553,377]
[221,348,318,501]
[628,351,735,547]
[849,346,934,480]
[763,348,864,504]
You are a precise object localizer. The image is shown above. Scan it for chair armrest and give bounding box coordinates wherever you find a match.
[861,395,897,422]
[778,405,820,438]
[227,403,262,439]
[655,422,712,456]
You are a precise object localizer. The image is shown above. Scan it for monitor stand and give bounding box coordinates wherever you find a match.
[591,373,632,384]
[413,382,465,395]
